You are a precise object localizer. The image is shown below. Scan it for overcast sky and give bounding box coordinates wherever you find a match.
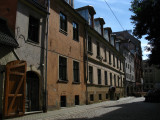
[74,0,150,60]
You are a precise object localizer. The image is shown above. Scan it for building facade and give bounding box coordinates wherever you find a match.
[77,6,125,104]
[122,48,135,96]
[0,0,48,117]
[0,18,19,118]
[47,0,86,110]
[115,31,143,93]
[143,60,160,91]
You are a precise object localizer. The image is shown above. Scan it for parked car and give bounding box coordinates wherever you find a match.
[145,89,160,103]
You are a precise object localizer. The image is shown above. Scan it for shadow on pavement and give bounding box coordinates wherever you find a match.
[66,101,160,120]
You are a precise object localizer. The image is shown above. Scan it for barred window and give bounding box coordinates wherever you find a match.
[28,16,39,43]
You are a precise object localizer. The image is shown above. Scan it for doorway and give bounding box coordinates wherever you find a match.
[26,71,40,112]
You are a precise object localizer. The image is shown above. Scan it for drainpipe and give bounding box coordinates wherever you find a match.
[43,0,50,112]
[85,23,88,105]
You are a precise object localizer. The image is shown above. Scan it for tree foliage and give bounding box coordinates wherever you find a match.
[130,0,160,66]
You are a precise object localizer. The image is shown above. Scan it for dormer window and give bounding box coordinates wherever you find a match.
[89,13,92,26]
[110,36,114,46]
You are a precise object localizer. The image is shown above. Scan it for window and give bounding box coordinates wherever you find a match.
[106,94,108,99]
[89,66,93,84]
[98,69,101,84]
[120,60,122,70]
[60,12,67,32]
[90,94,94,101]
[89,13,92,26]
[105,71,108,85]
[61,96,66,107]
[73,61,79,82]
[97,42,100,57]
[118,76,120,87]
[28,16,39,43]
[117,57,119,68]
[113,54,115,67]
[73,22,79,41]
[99,94,102,100]
[110,73,112,86]
[109,51,111,64]
[59,56,67,81]
[88,36,92,53]
[114,75,116,87]
[121,77,123,87]
[104,47,107,61]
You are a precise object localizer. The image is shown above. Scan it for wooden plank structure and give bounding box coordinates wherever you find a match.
[3,60,27,118]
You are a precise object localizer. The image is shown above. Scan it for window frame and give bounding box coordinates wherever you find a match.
[73,21,79,41]
[96,41,100,57]
[59,56,67,81]
[89,66,93,84]
[73,61,80,83]
[28,15,40,43]
[60,12,67,33]
[97,69,101,85]
[88,36,92,53]
[105,71,108,85]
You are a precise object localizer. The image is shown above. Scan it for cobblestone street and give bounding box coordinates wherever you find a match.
[6,97,160,120]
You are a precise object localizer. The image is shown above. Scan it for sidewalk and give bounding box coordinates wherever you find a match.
[6,97,143,120]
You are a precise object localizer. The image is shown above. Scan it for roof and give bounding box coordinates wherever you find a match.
[76,5,96,15]
[104,27,112,33]
[113,31,141,46]
[0,18,18,47]
[94,17,105,25]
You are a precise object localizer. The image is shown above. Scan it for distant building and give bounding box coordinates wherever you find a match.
[114,31,143,93]
[143,60,160,91]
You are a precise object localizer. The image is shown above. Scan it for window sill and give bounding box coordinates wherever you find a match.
[72,82,80,84]
[57,79,68,83]
[103,59,107,62]
[27,39,39,44]
[59,29,68,36]
[73,39,79,42]
[88,51,93,55]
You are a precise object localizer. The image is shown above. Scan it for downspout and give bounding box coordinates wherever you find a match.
[85,23,88,105]
[43,0,50,112]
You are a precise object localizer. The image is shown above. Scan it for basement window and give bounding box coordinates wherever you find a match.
[90,94,94,101]
[61,96,66,107]
[75,95,79,105]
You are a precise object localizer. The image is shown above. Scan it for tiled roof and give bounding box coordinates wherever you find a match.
[0,18,18,47]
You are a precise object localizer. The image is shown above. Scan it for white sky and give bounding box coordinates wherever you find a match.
[75,0,149,60]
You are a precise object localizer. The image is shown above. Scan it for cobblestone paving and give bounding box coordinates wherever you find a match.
[7,97,160,120]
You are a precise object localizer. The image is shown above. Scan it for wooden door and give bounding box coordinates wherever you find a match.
[3,60,27,118]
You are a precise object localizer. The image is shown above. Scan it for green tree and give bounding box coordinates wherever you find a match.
[130,0,160,66]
